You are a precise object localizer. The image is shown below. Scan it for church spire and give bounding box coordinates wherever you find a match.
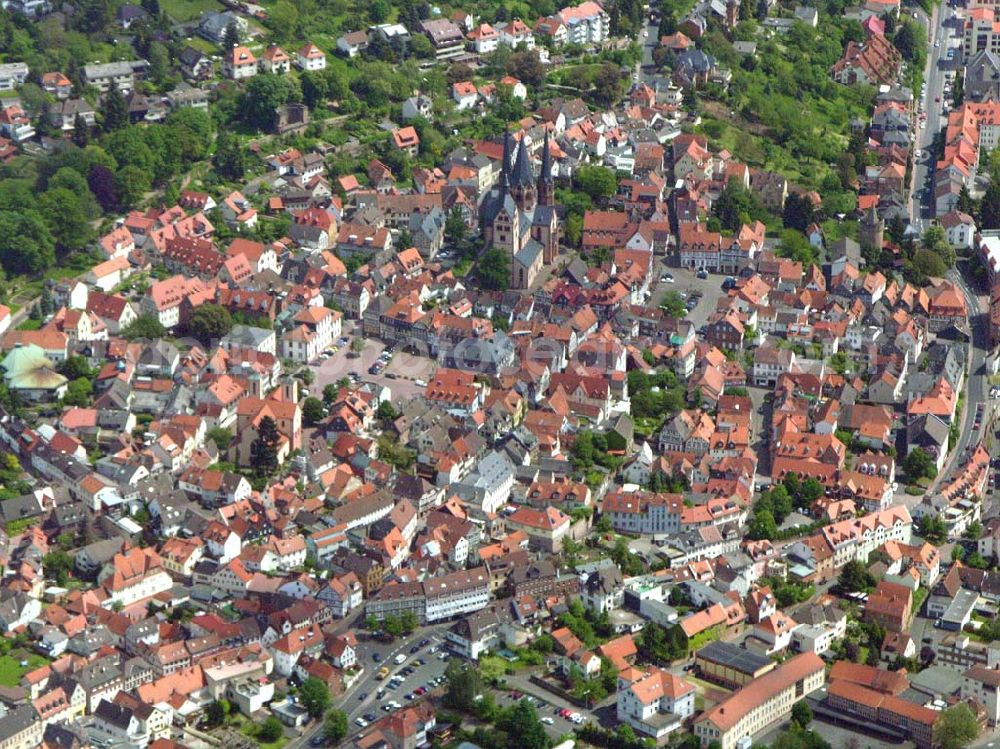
[500,129,513,187]
[538,130,555,207]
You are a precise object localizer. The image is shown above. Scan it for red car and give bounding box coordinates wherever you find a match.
[935,96,941,102]
[510,691,522,699]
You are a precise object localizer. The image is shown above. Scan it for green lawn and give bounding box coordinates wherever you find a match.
[184,36,221,56]
[0,652,49,687]
[160,0,224,22]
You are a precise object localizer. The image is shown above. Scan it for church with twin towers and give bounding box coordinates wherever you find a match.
[481,129,562,289]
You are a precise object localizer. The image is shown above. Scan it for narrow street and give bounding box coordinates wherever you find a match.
[911,0,956,231]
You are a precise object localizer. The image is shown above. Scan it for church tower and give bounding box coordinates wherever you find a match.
[537,131,555,207]
[509,138,537,213]
[860,204,884,252]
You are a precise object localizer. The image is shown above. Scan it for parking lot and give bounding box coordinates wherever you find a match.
[309,330,434,400]
[492,688,582,739]
[652,263,729,330]
[347,632,450,726]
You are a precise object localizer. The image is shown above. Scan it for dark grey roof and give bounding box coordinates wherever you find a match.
[0,705,41,739]
[94,699,134,730]
[696,640,772,673]
[511,139,533,187]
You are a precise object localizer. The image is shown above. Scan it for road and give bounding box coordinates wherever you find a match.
[635,15,659,86]
[911,1,956,230]
[927,266,989,497]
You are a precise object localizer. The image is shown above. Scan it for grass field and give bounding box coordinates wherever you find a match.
[0,652,49,687]
[160,0,224,22]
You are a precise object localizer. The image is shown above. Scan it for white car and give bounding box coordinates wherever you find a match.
[541,717,555,725]
[355,718,368,727]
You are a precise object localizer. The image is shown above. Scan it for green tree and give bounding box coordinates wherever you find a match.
[39,188,95,253]
[783,192,814,232]
[298,677,331,719]
[148,42,171,85]
[444,660,483,712]
[933,703,980,749]
[268,0,300,41]
[922,225,956,267]
[837,560,875,594]
[116,165,151,209]
[203,700,226,728]
[478,248,510,290]
[257,717,283,743]
[916,515,947,544]
[324,710,347,743]
[72,113,90,148]
[250,416,281,477]
[59,356,93,380]
[122,314,166,340]
[903,448,937,481]
[575,165,618,202]
[800,477,825,506]
[240,74,295,131]
[591,62,625,108]
[42,549,74,586]
[791,701,813,728]
[495,699,550,749]
[445,206,467,246]
[911,248,947,279]
[213,131,246,181]
[369,0,390,23]
[714,180,757,231]
[185,304,233,343]
[302,397,325,426]
[223,20,241,50]
[77,0,113,33]
[893,19,925,62]
[63,377,93,407]
[102,81,128,132]
[400,610,418,634]
[376,401,399,421]
[660,291,686,318]
[980,178,1000,229]
[0,211,56,275]
[207,427,232,452]
[747,509,778,540]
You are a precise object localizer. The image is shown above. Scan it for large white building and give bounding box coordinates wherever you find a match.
[281,307,341,363]
[694,653,826,749]
[602,490,683,535]
[97,547,174,609]
[423,567,490,622]
[557,1,609,44]
[617,669,695,739]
